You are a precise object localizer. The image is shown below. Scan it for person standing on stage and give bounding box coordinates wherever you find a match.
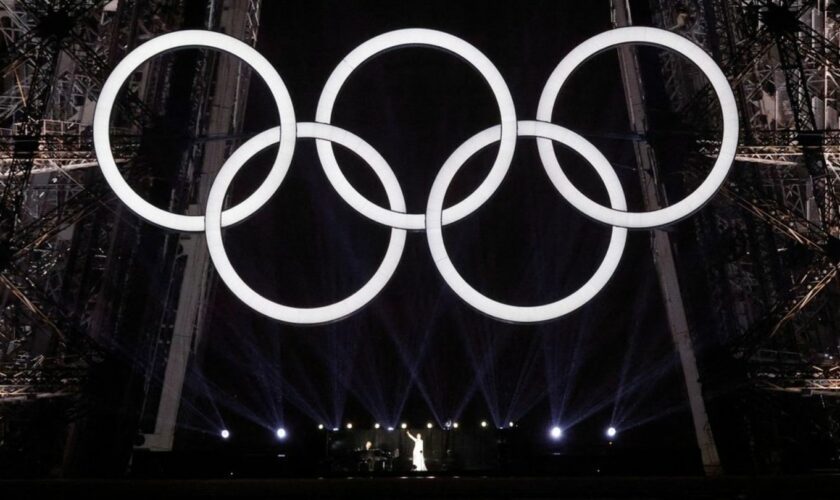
[362,441,375,471]
[406,430,427,471]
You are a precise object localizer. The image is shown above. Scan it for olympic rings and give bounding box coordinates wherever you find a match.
[94,27,738,324]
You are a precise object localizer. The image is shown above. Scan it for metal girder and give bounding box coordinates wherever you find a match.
[662,0,840,352]
[0,0,177,405]
[649,1,840,410]
[0,3,107,372]
[730,1,840,355]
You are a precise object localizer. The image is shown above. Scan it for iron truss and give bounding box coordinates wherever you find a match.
[0,0,262,423]
[0,0,180,403]
[651,0,840,395]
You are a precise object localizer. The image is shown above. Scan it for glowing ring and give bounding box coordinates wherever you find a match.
[96,27,737,324]
[426,120,627,323]
[93,30,297,232]
[316,28,517,230]
[205,122,406,324]
[536,26,738,229]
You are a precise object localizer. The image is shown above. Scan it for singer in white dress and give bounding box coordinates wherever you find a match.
[406,430,427,472]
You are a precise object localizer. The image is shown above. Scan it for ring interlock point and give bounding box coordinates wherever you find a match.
[94,27,738,325]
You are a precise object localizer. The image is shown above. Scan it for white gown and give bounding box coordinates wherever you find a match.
[408,433,427,472]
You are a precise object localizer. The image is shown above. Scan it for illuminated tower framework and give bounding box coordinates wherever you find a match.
[634,0,840,472]
[0,0,261,469]
[0,0,185,470]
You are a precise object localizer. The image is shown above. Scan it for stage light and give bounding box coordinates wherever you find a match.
[387,426,395,432]
[275,427,287,440]
[220,429,230,439]
[550,426,562,440]
[606,426,617,438]
[346,422,353,430]
[401,422,408,429]
[317,424,324,430]
[452,422,459,429]
[480,420,488,428]
[509,421,515,428]
[426,422,433,429]
[332,427,339,432]
[374,423,381,429]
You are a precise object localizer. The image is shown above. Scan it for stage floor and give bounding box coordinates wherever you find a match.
[3,475,840,499]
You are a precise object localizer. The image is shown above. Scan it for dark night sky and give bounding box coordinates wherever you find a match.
[185,0,697,456]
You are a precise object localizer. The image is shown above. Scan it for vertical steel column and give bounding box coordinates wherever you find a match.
[610,0,723,476]
[138,0,261,451]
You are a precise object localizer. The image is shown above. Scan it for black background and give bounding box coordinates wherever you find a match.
[177,0,701,473]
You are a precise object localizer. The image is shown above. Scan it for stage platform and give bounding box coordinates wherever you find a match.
[3,475,840,499]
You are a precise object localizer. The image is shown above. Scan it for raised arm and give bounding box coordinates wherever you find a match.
[406,431,417,442]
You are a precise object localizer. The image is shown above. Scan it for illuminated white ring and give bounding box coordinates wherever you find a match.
[426,120,627,323]
[205,122,406,324]
[536,26,738,229]
[316,28,517,230]
[93,30,297,232]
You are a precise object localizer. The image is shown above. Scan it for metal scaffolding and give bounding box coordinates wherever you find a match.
[647,0,840,471]
[0,1,261,467]
[0,0,172,404]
